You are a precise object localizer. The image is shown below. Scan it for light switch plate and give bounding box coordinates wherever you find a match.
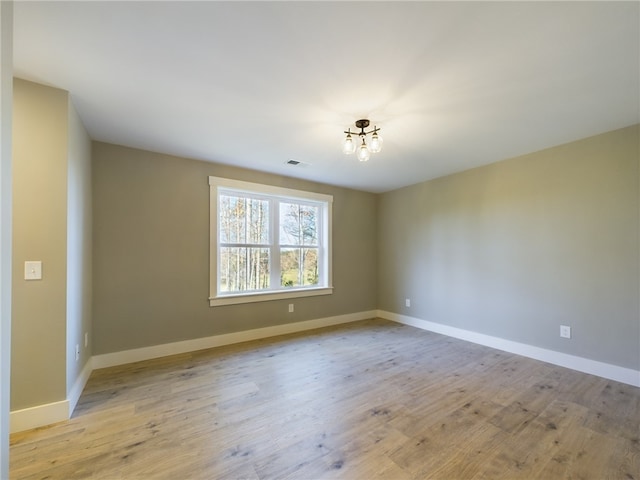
[24,261,42,280]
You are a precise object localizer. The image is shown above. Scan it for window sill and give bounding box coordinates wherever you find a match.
[209,287,333,307]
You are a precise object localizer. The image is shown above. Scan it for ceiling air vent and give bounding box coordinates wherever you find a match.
[285,159,310,168]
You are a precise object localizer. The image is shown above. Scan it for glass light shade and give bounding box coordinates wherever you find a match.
[357,139,370,162]
[368,131,383,153]
[342,134,356,154]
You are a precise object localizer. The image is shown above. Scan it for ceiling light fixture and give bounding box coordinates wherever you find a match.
[342,119,382,162]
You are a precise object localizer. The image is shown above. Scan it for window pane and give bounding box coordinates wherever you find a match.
[280,247,319,287]
[280,247,299,287]
[221,247,270,292]
[247,198,269,244]
[220,195,269,244]
[302,248,319,286]
[280,203,318,246]
[220,195,246,243]
[220,247,245,291]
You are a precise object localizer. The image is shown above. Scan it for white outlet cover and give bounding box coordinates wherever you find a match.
[560,325,571,339]
[24,261,42,280]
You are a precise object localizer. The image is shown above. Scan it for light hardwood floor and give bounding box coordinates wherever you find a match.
[10,318,640,479]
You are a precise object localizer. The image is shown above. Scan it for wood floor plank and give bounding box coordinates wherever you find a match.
[10,318,640,479]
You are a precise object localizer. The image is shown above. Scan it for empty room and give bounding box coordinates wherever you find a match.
[1,1,639,479]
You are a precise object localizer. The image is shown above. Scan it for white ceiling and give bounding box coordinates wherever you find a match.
[13,1,640,193]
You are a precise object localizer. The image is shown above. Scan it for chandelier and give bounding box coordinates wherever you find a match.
[342,119,383,162]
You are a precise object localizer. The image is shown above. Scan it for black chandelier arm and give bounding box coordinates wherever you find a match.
[343,126,381,136]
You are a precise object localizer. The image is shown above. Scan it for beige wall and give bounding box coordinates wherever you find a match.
[378,125,639,370]
[11,79,92,411]
[92,142,378,354]
[12,79,68,409]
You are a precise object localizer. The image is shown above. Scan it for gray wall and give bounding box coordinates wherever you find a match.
[92,142,378,355]
[378,125,639,370]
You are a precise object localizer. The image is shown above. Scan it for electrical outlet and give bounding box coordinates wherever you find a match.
[75,344,80,361]
[288,304,294,313]
[405,298,411,307]
[560,325,571,339]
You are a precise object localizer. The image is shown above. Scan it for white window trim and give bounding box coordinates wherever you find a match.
[209,176,333,307]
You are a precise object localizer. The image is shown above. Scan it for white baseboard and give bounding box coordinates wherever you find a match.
[379,310,640,388]
[93,310,378,370]
[10,360,92,434]
[68,358,93,414]
[10,400,69,434]
[17,309,634,434]
[12,311,376,433]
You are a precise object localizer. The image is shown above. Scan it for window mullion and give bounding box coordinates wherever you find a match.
[317,205,324,286]
[270,197,279,290]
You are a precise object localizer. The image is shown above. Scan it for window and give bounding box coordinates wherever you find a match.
[209,176,333,306]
